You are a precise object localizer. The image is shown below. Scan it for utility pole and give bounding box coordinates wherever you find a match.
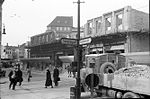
[73,0,84,99]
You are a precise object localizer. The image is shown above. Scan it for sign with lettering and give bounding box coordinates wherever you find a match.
[61,38,77,45]
[80,37,92,45]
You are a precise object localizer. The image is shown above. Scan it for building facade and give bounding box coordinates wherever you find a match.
[21,16,84,71]
[84,6,149,65]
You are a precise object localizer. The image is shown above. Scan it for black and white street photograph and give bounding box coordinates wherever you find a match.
[0,0,149,99]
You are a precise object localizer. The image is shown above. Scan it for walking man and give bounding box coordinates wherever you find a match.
[16,66,23,86]
[67,65,72,77]
[53,66,59,86]
[8,68,15,90]
[8,67,18,90]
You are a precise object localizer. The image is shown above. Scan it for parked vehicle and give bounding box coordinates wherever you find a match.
[85,53,126,74]
[84,53,150,98]
[94,64,150,98]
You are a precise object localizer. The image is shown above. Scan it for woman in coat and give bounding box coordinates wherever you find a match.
[53,66,59,86]
[45,68,53,88]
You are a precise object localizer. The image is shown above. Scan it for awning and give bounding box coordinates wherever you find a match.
[59,56,74,63]
[20,57,50,62]
[110,45,124,50]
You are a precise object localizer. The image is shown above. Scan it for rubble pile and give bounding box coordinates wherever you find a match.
[114,65,150,79]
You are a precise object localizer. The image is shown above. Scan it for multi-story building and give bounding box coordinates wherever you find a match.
[21,16,84,71]
[4,44,19,60]
[84,6,149,65]
[46,16,73,40]
[18,43,28,59]
[1,45,6,59]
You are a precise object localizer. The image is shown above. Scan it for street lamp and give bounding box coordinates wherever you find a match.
[0,24,6,63]
[0,0,5,66]
[2,24,6,34]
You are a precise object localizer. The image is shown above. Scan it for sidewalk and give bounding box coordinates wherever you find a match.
[0,70,76,99]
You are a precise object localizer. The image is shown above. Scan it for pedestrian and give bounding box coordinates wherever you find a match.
[53,66,60,86]
[71,62,78,78]
[80,64,88,92]
[16,66,23,86]
[45,68,53,88]
[27,68,32,82]
[67,65,72,77]
[8,68,15,89]
[8,67,18,90]
[12,67,19,90]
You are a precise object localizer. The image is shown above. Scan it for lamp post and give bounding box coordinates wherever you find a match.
[0,0,5,66]
[73,0,84,99]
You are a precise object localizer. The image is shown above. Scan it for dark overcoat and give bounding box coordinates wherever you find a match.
[45,70,52,86]
[53,68,59,82]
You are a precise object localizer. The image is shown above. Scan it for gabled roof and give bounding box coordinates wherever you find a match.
[47,16,73,27]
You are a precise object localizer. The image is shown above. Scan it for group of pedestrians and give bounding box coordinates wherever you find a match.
[45,66,60,88]
[8,64,60,90]
[66,63,76,78]
[8,64,23,90]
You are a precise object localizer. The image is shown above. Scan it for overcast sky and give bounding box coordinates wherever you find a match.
[2,0,149,46]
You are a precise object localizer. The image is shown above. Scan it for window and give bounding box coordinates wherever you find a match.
[96,19,101,33]
[56,27,59,31]
[116,13,123,30]
[46,35,48,42]
[67,27,70,31]
[60,27,62,31]
[48,27,51,30]
[39,36,41,44]
[42,36,45,42]
[64,27,67,31]
[88,22,92,34]
[105,17,111,31]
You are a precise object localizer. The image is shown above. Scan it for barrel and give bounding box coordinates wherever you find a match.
[70,86,76,99]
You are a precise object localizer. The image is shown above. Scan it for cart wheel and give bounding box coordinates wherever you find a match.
[122,92,140,98]
[100,62,116,74]
[116,91,123,98]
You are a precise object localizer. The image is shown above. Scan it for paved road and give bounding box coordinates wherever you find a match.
[0,69,76,99]
[0,68,109,99]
